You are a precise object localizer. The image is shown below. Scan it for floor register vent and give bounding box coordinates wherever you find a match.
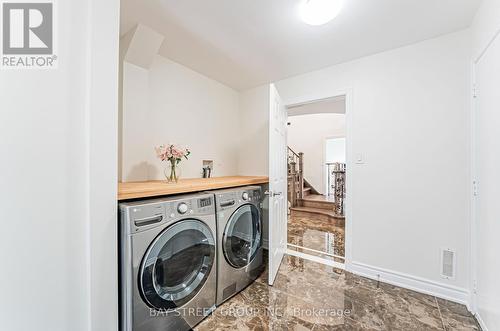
[440,248,456,279]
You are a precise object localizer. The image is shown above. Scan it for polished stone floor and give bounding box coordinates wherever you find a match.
[195,255,480,331]
[288,214,345,260]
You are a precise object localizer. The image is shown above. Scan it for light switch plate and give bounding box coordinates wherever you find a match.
[355,153,365,164]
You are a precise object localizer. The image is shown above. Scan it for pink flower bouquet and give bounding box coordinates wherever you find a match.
[155,144,191,183]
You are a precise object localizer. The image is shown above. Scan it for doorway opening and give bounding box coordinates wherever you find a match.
[285,95,347,269]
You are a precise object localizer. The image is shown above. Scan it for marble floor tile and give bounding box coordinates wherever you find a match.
[288,215,345,258]
[195,283,317,331]
[437,298,481,331]
[195,254,480,331]
[312,317,370,331]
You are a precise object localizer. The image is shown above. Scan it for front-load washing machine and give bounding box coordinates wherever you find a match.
[119,193,217,331]
[213,186,264,305]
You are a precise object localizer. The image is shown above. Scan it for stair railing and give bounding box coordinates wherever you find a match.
[298,151,304,199]
[326,162,346,216]
[287,147,304,207]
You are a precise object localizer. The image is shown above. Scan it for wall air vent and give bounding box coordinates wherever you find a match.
[440,248,456,279]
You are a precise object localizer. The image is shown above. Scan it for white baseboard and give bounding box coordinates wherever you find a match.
[286,249,345,270]
[474,311,489,331]
[348,261,470,306]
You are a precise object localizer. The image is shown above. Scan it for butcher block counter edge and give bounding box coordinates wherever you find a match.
[118,176,269,201]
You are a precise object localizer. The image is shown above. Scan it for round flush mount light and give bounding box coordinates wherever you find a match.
[298,0,344,26]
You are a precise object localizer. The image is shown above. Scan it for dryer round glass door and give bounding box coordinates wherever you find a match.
[139,219,215,310]
[223,204,261,268]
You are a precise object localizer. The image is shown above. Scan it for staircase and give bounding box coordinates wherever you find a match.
[287,146,345,225]
[291,195,344,226]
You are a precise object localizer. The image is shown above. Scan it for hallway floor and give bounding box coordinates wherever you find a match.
[195,255,480,331]
[288,213,345,263]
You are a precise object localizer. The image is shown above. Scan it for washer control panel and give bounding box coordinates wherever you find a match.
[177,202,189,214]
[120,193,215,235]
[164,194,214,219]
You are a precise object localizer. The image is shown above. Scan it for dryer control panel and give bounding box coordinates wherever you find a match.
[215,186,262,211]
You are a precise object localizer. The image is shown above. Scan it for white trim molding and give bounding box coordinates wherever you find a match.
[348,261,470,307]
[475,311,489,331]
[468,26,500,331]
[286,249,345,270]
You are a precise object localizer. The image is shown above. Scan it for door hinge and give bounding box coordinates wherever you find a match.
[473,180,478,196]
[472,84,478,98]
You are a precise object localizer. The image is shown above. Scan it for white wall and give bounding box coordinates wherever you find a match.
[121,55,240,181]
[326,138,346,164]
[471,1,500,329]
[237,85,270,176]
[0,0,119,330]
[122,62,151,181]
[287,114,346,194]
[288,96,346,116]
[275,30,472,297]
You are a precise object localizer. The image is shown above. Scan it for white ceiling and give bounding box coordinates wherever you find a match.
[120,0,481,90]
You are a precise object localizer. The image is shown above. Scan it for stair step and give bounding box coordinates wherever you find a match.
[290,206,345,223]
[301,194,333,201]
[291,206,337,217]
[299,198,334,210]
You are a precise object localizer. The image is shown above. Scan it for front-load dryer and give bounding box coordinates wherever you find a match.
[119,193,217,331]
[213,186,264,305]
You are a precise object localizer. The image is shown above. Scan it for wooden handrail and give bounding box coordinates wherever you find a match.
[287,146,300,158]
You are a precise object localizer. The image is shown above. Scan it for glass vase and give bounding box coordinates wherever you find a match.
[164,161,181,183]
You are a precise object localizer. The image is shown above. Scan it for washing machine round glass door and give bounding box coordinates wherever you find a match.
[223,204,261,268]
[139,219,215,310]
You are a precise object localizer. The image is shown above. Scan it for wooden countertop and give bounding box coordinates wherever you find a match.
[118,176,269,201]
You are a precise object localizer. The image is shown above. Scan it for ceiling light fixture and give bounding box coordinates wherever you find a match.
[298,0,344,26]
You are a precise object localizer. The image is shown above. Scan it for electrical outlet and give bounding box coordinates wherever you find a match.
[202,160,214,178]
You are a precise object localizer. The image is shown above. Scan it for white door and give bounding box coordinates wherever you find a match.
[268,84,288,285]
[472,33,500,327]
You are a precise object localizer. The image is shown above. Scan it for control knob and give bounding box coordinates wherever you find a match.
[242,192,249,201]
[177,202,188,214]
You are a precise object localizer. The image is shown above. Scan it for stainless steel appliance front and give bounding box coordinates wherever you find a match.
[119,193,217,331]
[213,186,264,305]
